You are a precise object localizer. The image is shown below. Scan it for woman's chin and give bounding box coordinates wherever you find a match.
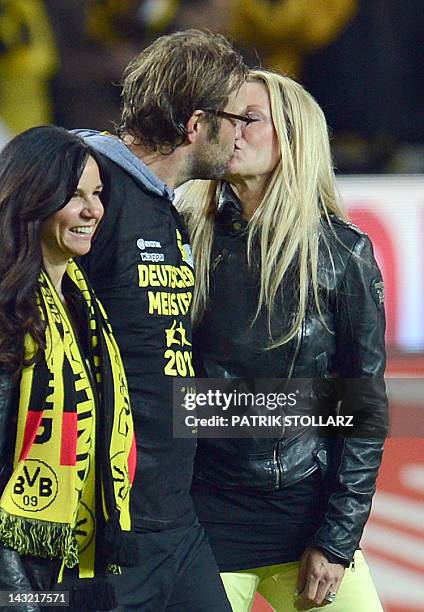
[226,159,244,179]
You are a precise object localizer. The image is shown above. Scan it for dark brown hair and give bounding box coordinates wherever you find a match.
[119,29,248,151]
[0,125,104,376]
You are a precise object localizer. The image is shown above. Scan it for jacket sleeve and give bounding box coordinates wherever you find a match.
[0,372,41,610]
[0,370,15,490]
[311,233,389,565]
[0,546,42,612]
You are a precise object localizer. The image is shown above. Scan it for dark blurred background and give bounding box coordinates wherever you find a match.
[0,0,423,173]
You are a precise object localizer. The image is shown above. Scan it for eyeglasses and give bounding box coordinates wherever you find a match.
[201,109,256,127]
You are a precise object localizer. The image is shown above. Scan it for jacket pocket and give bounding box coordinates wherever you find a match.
[278,429,330,488]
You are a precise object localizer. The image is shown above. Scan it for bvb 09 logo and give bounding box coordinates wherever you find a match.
[11,459,58,512]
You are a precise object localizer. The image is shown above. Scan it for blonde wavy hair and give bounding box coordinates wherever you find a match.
[178,69,347,347]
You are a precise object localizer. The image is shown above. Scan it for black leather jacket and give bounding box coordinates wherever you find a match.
[0,372,57,610]
[193,196,388,567]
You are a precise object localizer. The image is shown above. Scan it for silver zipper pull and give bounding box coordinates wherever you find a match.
[211,254,223,271]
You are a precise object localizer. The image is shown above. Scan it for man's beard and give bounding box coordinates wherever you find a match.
[188,139,233,181]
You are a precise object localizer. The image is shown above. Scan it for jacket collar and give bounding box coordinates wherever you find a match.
[217,182,243,214]
[216,183,248,235]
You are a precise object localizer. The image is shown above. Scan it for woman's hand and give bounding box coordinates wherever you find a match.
[294,547,345,610]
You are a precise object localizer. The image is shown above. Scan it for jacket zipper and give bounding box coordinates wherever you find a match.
[287,319,303,380]
[211,249,228,272]
[211,254,223,271]
[274,441,282,489]
[274,320,304,490]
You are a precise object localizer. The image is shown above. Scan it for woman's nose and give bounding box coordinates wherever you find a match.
[82,197,104,219]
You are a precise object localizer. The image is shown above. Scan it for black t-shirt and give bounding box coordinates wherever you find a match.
[81,156,196,531]
[192,471,328,571]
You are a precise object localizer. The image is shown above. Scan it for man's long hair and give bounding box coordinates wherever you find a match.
[119,29,248,151]
[179,70,347,347]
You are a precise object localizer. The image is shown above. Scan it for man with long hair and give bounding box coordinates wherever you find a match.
[75,29,248,611]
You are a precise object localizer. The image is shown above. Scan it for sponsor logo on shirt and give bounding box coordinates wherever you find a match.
[137,237,165,262]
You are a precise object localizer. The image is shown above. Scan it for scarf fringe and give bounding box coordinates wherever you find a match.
[0,509,79,568]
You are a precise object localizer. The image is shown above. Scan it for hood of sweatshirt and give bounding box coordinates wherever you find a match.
[72,129,174,201]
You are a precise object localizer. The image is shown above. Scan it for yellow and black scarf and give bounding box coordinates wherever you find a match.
[0,260,136,604]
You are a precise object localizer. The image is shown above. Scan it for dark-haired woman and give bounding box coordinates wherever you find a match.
[0,126,136,611]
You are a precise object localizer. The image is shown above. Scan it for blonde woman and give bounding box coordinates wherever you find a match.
[179,70,387,611]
